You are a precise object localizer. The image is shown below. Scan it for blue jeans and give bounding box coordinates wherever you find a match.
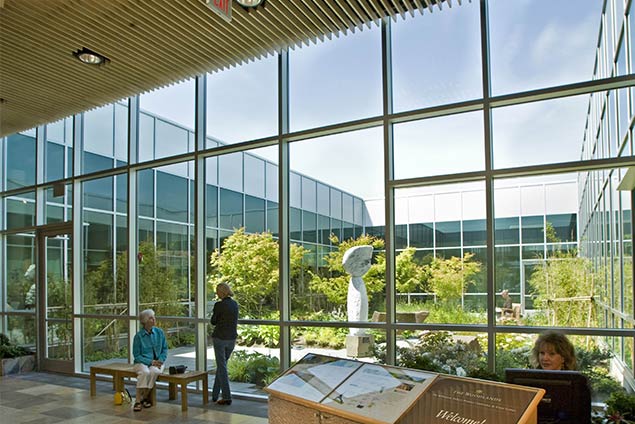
[212,338,235,401]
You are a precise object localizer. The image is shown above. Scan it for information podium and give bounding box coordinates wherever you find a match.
[265,353,544,424]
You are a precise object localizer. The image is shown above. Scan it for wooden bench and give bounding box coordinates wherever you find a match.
[90,363,209,412]
[371,310,429,323]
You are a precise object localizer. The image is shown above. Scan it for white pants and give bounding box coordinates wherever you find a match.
[134,363,164,390]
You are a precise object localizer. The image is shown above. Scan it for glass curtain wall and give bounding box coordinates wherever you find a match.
[1,0,635,398]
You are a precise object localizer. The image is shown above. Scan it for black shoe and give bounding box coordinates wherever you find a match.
[216,399,232,405]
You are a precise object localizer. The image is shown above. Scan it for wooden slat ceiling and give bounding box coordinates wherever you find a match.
[0,0,462,137]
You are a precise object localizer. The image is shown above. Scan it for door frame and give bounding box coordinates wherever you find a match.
[37,222,74,374]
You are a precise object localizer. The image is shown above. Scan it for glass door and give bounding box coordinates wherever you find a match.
[38,223,73,373]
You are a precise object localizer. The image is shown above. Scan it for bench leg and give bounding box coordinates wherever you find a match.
[168,382,177,400]
[181,383,188,412]
[114,374,124,392]
[202,375,208,405]
[90,370,96,396]
[151,386,156,405]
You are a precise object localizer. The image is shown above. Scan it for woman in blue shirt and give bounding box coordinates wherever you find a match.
[132,309,168,411]
[210,282,239,405]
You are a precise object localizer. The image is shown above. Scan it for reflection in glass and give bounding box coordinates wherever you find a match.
[6,132,36,189]
[139,79,195,162]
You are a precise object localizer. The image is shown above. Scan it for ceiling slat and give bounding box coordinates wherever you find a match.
[0,0,461,136]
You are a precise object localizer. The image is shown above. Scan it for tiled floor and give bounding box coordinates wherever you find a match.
[0,372,269,423]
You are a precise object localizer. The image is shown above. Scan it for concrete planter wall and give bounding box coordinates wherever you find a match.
[0,354,36,376]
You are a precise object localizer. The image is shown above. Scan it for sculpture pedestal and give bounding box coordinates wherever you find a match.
[346,334,374,358]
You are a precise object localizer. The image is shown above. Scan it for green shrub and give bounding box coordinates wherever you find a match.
[84,347,128,362]
[591,391,635,423]
[238,324,280,348]
[167,331,195,349]
[301,326,347,349]
[0,333,31,359]
[424,303,484,324]
[227,350,280,387]
[375,331,486,377]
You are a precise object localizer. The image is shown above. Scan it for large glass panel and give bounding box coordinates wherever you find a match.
[44,232,72,361]
[83,105,115,174]
[396,183,486,325]
[290,25,381,131]
[82,318,129,372]
[496,175,585,327]
[156,164,189,223]
[5,232,36,311]
[135,161,192,318]
[139,79,194,162]
[493,95,591,168]
[488,0,602,95]
[207,146,278,321]
[392,0,481,112]
[394,111,484,179]
[5,191,35,230]
[45,117,73,182]
[290,128,384,322]
[6,315,36,348]
[206,56,277,146]
[6,131,36,189]
[83,180,127,316]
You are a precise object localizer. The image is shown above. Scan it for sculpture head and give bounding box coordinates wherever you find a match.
[342,245,373,277]
[24,264,35,280]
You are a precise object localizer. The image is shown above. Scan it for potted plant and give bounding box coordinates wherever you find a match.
[0,333,36,375]
[592,391,635,423]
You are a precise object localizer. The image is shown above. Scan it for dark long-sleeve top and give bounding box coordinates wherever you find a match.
[210,297,239,340]
[133,326,168,366]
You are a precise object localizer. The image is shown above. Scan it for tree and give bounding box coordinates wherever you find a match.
[528,250,597,327]
[208,228,308,316]
[428,253,481,305]
[396,247,429,294]
[83,241,181,358]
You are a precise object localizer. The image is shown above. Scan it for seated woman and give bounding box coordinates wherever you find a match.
[132,309,168,411]
[530,330,577,370]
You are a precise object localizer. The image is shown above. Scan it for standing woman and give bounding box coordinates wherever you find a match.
[210,282,239,405]
[132,309,168,412]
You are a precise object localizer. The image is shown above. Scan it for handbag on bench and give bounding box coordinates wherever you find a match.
[169,365,187,374]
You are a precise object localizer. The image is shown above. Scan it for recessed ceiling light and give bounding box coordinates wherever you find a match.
[73,47,109,66]
[236,0,264,8]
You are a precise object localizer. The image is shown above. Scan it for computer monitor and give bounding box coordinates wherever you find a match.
[504,368,591,424]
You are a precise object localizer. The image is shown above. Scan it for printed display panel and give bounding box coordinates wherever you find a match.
[322,363,436,423]
[266,353,362,402]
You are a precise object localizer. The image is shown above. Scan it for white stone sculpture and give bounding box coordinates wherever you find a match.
[343,245,373,336]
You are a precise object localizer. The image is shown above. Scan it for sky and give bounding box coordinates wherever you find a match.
[139,0,604,201]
